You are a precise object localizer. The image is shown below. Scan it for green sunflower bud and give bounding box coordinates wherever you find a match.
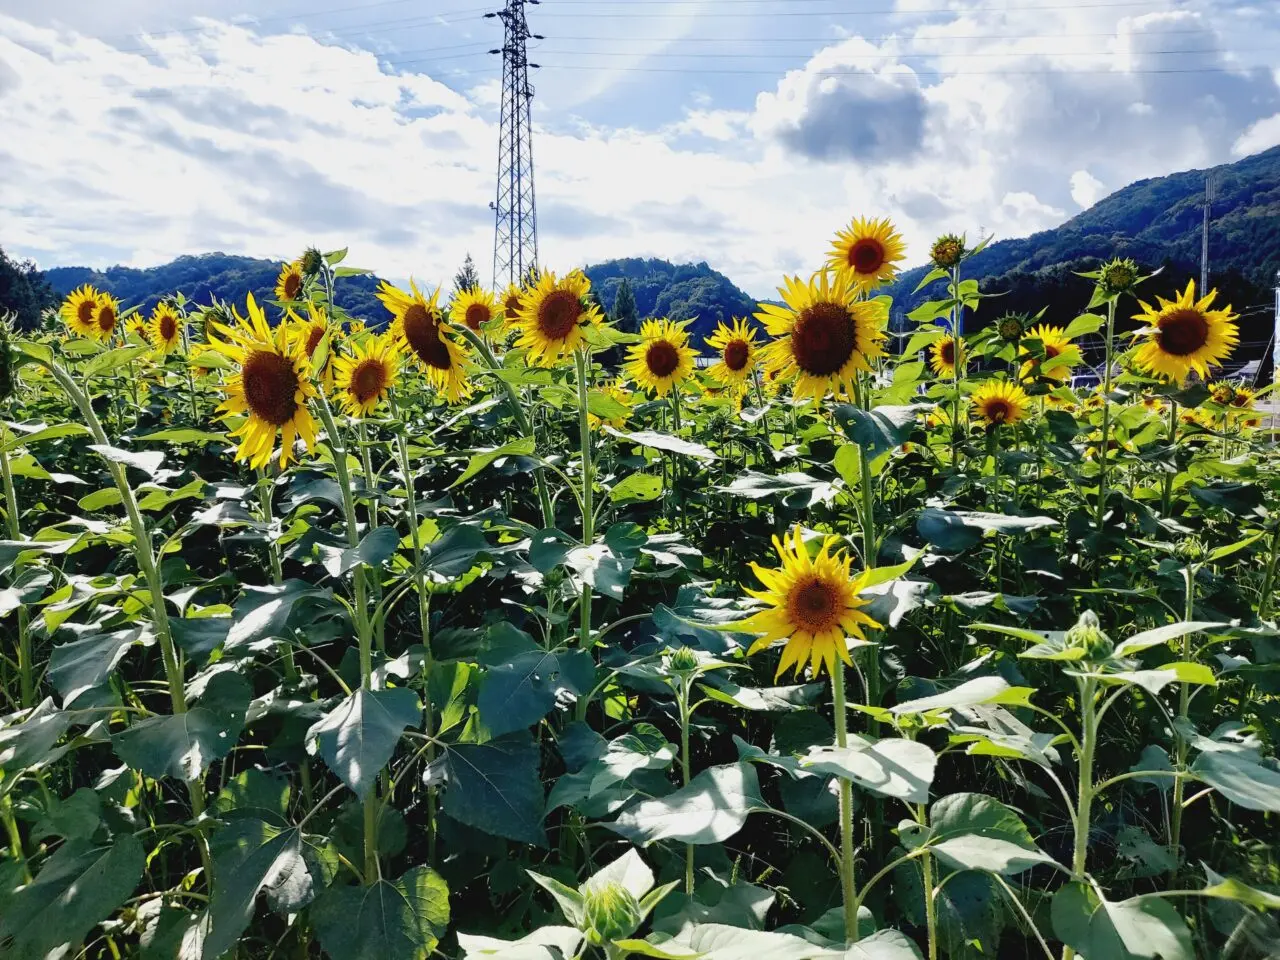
[667,646,700,674]
[997,313,1027,344]
[1174,536,1206,565]
[1066,610,1113,660]
[582,882,642,945]
[930,234,966,270]
[1098,257,1139,297]
[301,247,324,277]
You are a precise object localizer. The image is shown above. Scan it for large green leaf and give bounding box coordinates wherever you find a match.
[1051,884,1193,960]
[903,793,1057,875]
[312,866,450,960]
[450,437,537,488]
[87,442,166,478]
[442,734,547,845]
[201,817,320,958]
[891,676,1034,716]
[916,508,1057,552]
[1192,750,1280,811]
[608,763,765,846]
[309,687,421,798]
[565,542,635,601]
[801,737,936,804]
[48,626,151,706]
[717,471,839,508]
[479,648,594,736]
[458,927,583,960]
[833,404,930,460]
[0,698,73,773]
[604,426,718,461]
[0,836,144,957]
[320,526,401,577]
[699,680,825,712]
[226,579,330,650]
[610,473,663,504]
[420,524,489,579]
[1113,621,1228,658]
[112,672,250,781]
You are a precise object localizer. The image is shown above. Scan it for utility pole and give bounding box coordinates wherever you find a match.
[1200,173,1214,294]
[488,0,541,290]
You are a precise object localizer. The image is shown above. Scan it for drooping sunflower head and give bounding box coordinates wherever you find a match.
[301,247,325,278]
[500,283,527,324]
[827,216,906,291]
[378,279,472,403]
[512,270,603,366]
[208,293,320,469]
[738,525,881,680]
[1132,280,1239,383]
[288,301,340,390]
[756,271,887,402]
[1098,257,1141,298]
[92,293,122,342]
[706,317,761,386]
[1019,324,1080,382]
[624,318,697,396]
[997,312,1029,345]
[61,284,103,338]
[972,379,1031,428]
[452,287,499,333]
[929,333,964,379]
[930,233,966,270]
[149,302,184,354]
[275,260,306,303]
[334,331,401,418]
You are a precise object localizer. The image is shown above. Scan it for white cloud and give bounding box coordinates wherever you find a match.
[1233,113,1280,157]
[1070,170,1106,208]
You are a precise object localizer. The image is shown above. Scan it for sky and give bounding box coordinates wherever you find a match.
[0,0,1278,297]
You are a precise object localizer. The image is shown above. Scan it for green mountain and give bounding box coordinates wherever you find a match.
[887,146,1280,363]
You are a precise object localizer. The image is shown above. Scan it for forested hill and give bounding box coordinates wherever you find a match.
[887,145,1280,347]
[43,253,386,325]
[582,258,758,344]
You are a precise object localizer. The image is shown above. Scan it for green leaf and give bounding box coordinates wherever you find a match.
[420,524,489,579]
[718,471,838,508]
[526,872,586,925]
[309,687,421,798]
[48,626,151,706]
[1063,313,1104,339]
[801,737,936,803]
[1113,621,1228,658]
[913,266,949,293]
[0,836,145,957]
[171,616,232,661]
[0,422,91,453]
[608,763,765,846]
[0,698,73,772]
[324,247,348,265]
[450,437,537,488]
[82,344,151,377]
[479,648,594,736]
[906,793,1056,875]
[227,579,330,650]
[907,299,953,323]
[442,734,547,845]
[669,923,854,960]
[112,672,250,781]
[832,404,931,460]
[610,473,663,504]
[1200,868,1280,910]
[321,525,401,577]
[891,676,1035,715]
[603,426,717,461]
[87,442,165,477]
[1051,884,1193,960]
[917,508,1057,552]
[312,866,450,960]
[1091,662,1216,695]
[333,266,373,277]
[901,328,946,357]
[457,927,583,960]
[1189,482,1266,518]
[201,818,319,958]
[137,427,228,446]
[698,681,824,712]
[1205,531,1265,563]
[565,542,635,601]
[587,389,631,422]
[1192,750,1280,811]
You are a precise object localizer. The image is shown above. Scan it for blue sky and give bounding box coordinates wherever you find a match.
[1,0,1277,296]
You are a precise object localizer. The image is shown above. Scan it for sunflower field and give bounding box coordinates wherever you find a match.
[1,222,1279,960]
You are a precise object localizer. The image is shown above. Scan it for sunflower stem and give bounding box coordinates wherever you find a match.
[670,387,684,531]
[574,350,595,690]
[1161,399,1178,517]
[679,673,695,896]
[257,468,299,685]
[0,435,33,710]
[1167,563,1197,872]
[1094,298,1117,549]
[356,418,386,655]
[831,662,859,945]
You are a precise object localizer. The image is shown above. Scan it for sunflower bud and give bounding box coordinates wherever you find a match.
[1174,536,1205,565]
[1098,258,1139,297]
[582,882,642,945]
[667,646,700,675]
[301,247,324,277]
[996,313,1027,344]
[1066,610,1113,660]
[0,320,14,403]
[930,234,966,270]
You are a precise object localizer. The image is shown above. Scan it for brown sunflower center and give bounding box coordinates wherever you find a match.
[305,325,325,356]
[788,577,840,633]
[282,271,302,300]
[938,339,955,365]
[159,314,177,342]
[1157,309,1209,356]
[350,358,388,403]
[792,302,856,376]
[536,290,582,340]
[724,339,750,372]
[848,238,886,275]
[77,299,96,324]
[504,295,523,316]
[401,303,452,370]
[465,304,491,331]
[242,350,300,427]
[96,304,117,332]
[645,340,681,378]
[1044,344,1060,360]
[983,400,1012,424]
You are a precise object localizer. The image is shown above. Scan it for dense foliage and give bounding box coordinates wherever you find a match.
[0,246,59,331]
[1,228,1279,960]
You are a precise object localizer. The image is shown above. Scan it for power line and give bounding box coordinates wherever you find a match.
[497,0,1173,16]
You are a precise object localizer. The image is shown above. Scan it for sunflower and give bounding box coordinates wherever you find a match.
[1083,392,1106,412]
[91,294,122,342]
[625,318,698,396]
[972,380,1030,428]
[1140,395,1165,414]
[588,381,633,431]
[1230,386,1256,411]
[737,526,881,680]
[289,302,340,391]
[826,216,907,292]
[209,293,320,469]
[1132,280,1238,382]
[756,271,887,402]
[452,288,499,333]
[512,270,603,366]
[275,260,306,303]
[706,318,761,387]
[333,332,401,417]
[500,283,527,324]
[377,279,471,403]
[929,333,964,378]
[149,302,184,355]
[61,284,102,338]
[126,314,151,343]
[1019,324,1080,382]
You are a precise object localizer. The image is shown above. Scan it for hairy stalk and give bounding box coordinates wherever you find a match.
[257,470,298,685]
[831,663,858,944]
[1256,523,1280,620]
[575,350,595,671]
[679,673,694,896]
[355,419,386,654]
[1160,400,1178,517]
[1168,564,1196,869]
[0,435,33,708]
[918,803,938,960]
[1094,298,1117,543]
[1063,674,1098,960]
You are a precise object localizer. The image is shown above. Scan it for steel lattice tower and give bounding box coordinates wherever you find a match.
[488,0,540,289]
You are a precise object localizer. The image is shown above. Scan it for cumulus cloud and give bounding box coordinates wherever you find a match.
[1070,170,1106,208]
[1233,113,1280,157]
